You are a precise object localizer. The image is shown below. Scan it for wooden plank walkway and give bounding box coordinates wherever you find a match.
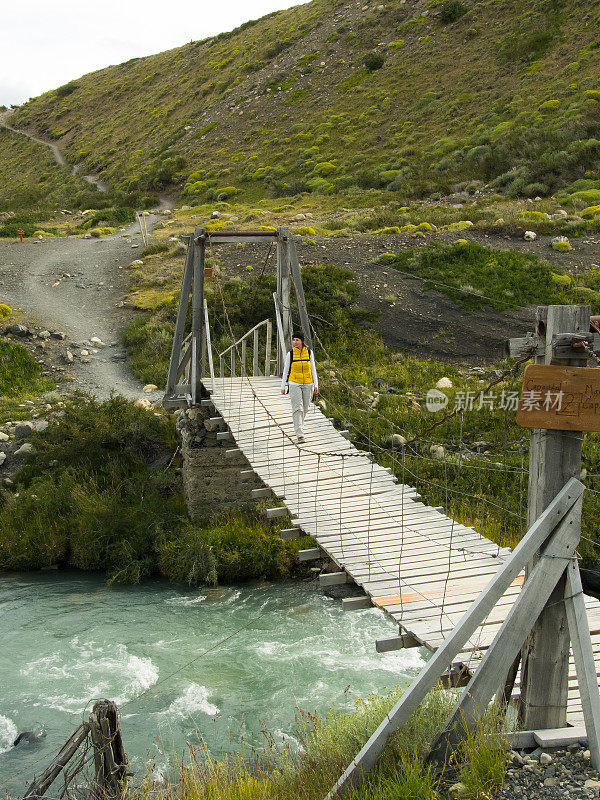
[210,375,600,725]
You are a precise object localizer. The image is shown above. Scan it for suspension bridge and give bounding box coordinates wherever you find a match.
[163,226,600,791]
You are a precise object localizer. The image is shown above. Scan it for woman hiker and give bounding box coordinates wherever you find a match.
[281,331,319,443]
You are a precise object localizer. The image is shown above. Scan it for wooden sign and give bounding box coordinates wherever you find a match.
[517,364,600,431]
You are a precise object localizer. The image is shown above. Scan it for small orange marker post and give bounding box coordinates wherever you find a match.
[16,228,24,242]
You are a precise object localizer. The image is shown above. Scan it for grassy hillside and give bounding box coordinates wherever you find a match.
[8,0,600,210]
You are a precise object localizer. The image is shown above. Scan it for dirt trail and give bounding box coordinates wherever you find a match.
[0,109,109,193]
[0,223,163,401]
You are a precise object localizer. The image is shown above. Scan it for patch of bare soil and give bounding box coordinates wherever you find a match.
[213,227,600,363]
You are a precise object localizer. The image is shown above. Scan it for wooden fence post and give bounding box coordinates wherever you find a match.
[519,304,590,729]
[89,700,128,800]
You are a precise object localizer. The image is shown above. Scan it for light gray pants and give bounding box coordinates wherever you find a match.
[289,382,313,437]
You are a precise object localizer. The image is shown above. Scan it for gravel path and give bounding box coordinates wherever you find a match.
[0,223,162,401]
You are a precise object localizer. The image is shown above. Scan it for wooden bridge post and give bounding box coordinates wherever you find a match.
[287,232,312,350]
[191,228,206,404]
[519,305,589,730]
[276,227,291,373]
[164,235,195,401]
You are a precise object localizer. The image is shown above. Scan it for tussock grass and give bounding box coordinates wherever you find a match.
[0,337,52,422]
[0,394,303,583]
[458,709,510,799]
[136,687,510,800]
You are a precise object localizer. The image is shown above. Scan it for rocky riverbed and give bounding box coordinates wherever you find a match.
[498,745,600,799]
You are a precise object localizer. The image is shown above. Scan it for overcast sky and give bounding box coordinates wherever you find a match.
[1,0,304,106]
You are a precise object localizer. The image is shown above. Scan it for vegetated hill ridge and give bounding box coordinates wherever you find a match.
[7,0,600,208]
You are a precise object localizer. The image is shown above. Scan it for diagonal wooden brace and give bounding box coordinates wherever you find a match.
[324,477,584,799]
[565,558,600,771]
[427,502,580,769]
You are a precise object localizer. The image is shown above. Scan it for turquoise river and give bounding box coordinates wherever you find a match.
[0,572,425,794]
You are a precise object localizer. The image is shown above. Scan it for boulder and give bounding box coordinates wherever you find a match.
[15,443,34,457]
[35,421,48,433]
[135,398,152,410]
[0,452,6,466]
[15,421,35,438]
[89,336,106,347]
[436,377,453,389]
[143,384,159,393]
[523,230,537,241]
[8,324,28,337]
[0,432,9,442]
[64,350,74,363]
[386,433,407,448]
[37,330,51,340]
[430,444,446,459]
[51,331,66,340]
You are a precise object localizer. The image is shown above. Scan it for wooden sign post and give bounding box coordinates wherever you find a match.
[513,305,590,730]
[517,364,600,432]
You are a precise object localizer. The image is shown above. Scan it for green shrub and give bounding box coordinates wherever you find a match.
[216,186,240,200]
[552,239,572,251]
[364,52,385,71]
[201,510,304,582]
[516,211,548,222]
[440,1,468,24]
[314,162,338,177]
[55,82,79,98]
[571,189,600,204]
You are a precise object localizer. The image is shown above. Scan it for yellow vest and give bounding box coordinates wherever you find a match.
[288,346,313,384]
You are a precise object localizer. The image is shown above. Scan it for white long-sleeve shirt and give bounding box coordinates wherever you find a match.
[281,349,319,392]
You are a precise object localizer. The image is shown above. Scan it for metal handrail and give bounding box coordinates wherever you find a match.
[218,318,273,377]
[218,319,271,358]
